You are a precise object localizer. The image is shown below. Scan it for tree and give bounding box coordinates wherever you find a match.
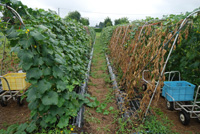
[80,17,89,26]
[114,17,129,25]
[104,17,113,27]
[99,22,104,28]
[65,11,81,22]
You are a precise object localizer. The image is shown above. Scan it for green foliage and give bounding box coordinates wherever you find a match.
[65,10,81,22]
[143,115,175,134]
[100,26,116,52]
[94,28,102,33]
[99,22,104,28]
[80,17,89,26]
[104,17,113,27]
[166,15,200,85]
[0,0,97,132]
[114,17,129,25]
[65,11,90,26]
[88,27,96,44]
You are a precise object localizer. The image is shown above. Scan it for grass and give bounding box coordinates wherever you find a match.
[96,32,101,37]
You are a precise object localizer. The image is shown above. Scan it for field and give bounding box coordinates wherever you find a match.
[0,0,200,134]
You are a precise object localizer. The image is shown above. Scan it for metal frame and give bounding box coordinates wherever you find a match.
[164,71,181,81]
[0,76,25,105]
[143,9,200,123]
[165,85,200,119]
[0,3,26,106]
[0,3,25,26]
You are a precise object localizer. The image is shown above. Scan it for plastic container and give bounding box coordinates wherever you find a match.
[1,73,30,91]
[162,81,195,102]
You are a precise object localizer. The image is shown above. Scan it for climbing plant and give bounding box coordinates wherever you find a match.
[102,8,200,118]
[0,0,96,133]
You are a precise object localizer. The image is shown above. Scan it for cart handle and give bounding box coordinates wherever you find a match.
[164,71,181,81]
[0,76,13,98]
[142,70,153,86]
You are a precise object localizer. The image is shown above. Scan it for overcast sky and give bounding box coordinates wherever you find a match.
[20,0,200,26]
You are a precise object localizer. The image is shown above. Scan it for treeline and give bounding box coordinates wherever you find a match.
[96,17,129,28]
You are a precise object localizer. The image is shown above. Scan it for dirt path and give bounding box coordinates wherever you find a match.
[157,97,200,134]
[83,34,119,133]
[0,100,30,130]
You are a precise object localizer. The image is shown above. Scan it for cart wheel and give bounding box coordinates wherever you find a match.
[179,110,190,125]
[166,101,174,111]
[0,98,7,107]
[142,84,147,91]
[17,96,24,106]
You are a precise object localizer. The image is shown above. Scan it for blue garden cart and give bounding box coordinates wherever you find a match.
[143,70,200,125]
[162,81,200,125]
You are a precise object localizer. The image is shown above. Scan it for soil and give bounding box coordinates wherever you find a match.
[0,100,30,130]
[157,97,200,134]
[83,36,119,133]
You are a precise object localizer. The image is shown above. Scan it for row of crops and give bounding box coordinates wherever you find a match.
[101,8,200,119]
[0,0,96,133]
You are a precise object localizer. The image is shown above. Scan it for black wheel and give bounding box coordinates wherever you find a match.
[179,110,190,125]
[142,84,147,91]
[0,98,7,107]
[17,96,24,106]
[166,101,174,111]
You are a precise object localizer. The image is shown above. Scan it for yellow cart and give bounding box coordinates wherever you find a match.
[0,73,31,106]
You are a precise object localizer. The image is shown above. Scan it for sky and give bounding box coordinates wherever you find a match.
[18,0,200,26]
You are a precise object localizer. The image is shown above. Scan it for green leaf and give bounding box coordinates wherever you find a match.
[56,80,67,91]
[42,91,58,105]
[53,66,63,78]
[55,54,66,64]
[103,110,109,115]
[37,79,52,94]
[28,100,38,110]
[38,25,48,31]
[66,85,74,92]
[6,124,19,134]
[19,37,34,49]
[22,62,33,70]
[30,30,45,41]
[18,49,34,62]
[26,121,37,133]
[0,129,6,134]
[40,120,47,128]
[17,123,28,132]
[109,106,114,111]
[96,107,103,113]
[49,38,59,45]
[7,29,19,39]
[43,67,51,76]
[100,103,107,109]
[45,115,57,124]
[57,116,69,129]
[27,68,43,79]
[33,56,44,66]
[27,87,37,102]
[72,99,80,107]
[57,97,65,107]
[50,106,65,116]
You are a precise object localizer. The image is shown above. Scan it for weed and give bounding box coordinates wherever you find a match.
[2,122,9,127]
[88,82,97,87]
